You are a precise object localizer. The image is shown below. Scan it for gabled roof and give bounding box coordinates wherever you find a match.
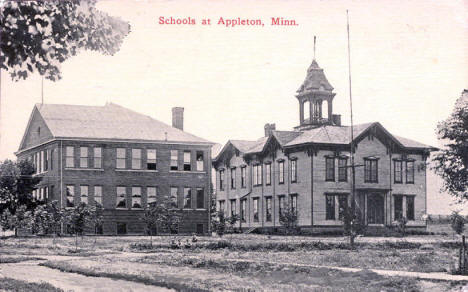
[21,103,212,149]
[296,59,334,95]
[285,123,374,146]
[230,140,259,153]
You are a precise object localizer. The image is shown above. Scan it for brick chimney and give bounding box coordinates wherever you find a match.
[172,107,184,130]
[332,114,341,126]
[264,123,276,137]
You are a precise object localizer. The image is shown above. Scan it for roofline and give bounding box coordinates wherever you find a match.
[16,137,214,156]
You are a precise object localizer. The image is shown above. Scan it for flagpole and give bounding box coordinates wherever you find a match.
[346,10,357,247]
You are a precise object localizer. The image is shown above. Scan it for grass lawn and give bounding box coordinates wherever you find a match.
[0,278,63,292]
[1,228,467,291]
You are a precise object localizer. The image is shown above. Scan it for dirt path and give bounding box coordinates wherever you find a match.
[0,261,174,292]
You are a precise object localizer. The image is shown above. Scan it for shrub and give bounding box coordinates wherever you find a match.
[450,211,465,235]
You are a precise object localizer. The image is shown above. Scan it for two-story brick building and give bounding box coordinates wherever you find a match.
[213,59,437,233]
[16,103,213,235]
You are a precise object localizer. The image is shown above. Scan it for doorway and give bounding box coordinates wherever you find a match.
[367,193,384,224]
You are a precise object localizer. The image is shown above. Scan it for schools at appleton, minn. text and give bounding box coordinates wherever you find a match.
[158,16,298,27]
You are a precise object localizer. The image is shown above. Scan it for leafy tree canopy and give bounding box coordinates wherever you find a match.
[433,90,468,201]
[0,0,130,81]
[0,159,41,214]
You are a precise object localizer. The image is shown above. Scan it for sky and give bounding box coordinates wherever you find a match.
[0,0,467,214]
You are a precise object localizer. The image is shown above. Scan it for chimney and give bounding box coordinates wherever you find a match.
[264,123,276,137]
[332,114,341,126]
[172,107,184,130]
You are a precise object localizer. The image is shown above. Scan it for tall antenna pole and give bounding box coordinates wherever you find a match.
[41,76,44,105]
[313,35,316,60]
[347,9,357,247]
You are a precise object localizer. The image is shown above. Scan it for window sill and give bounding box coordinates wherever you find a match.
[116,169,158,173]
[169,170,207,174]
[65,168,104,171]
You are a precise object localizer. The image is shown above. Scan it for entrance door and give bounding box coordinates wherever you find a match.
[367,193,384,224]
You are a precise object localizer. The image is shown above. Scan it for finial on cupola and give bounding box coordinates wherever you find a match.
[313,35,316,60]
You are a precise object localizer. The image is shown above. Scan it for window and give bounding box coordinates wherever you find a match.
[240,199,246,222]
[338,195,348,220]
[170,187,178,208]
[132,187,142,209]
[116,148,126,169]
[80,147,88,168]
[219,200,225,213]
[147,187,157,206]
[66,185,74,208]
[278,196,285,217]
[394,195,403,220]
[146,149,157,170]
[364,158,378,183]
[219,170,225,191]
[291,160,297,183]
[94,186,102,206]
[338,158,348,182]
[49,149,53,170]
[326,195,335,220]
[196,151,204,171]
[80,185,88,205]
[253,164,262,186]
[266,197,272,222]
[241,166,246,188]
[325,157,335,181]
[278,161,284,184]
[132,149,141,169]
[94,147,102,168]
[394,160,402,183]
[183,151,191,171]
[170,150,178,170]
[231,167,236,189]
[290,194,297,214]
[253,198,259,222]
[265,163,271,185]
[406,196,415,220]
[196,188,204,209]
[116,187,126,209]
[406,161,414,184]
[43,150,48,171]
[44,186,48,201]
[184,188,192,208]
[66,146,74,168]
[230,199,236,217]
[39,151,43,172]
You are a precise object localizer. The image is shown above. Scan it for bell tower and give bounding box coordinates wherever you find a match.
[295,38,338,130]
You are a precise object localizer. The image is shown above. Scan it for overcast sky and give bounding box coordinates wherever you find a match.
[1,0,467,214]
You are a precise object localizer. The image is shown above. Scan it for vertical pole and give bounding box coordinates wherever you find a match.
[313,35,316,60]
[41,76,44,104]
[347,10,357,247]
[460,235,466,275]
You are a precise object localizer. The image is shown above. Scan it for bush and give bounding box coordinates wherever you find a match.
[450,211,465,235]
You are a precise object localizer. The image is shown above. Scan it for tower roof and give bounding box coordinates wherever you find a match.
[296,59,334,95]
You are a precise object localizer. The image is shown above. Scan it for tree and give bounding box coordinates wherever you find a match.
[141,194,182,245]
[88,202,104,247]
[0,159,41,215]
[279,202,299,235]
[342,207,365,248]
[225,214,239,239]
[450,211,465,236]
[2,205,32,237]
[211,211,226,237]
[0,0,130,81]
[30,200,63,243]
[433,90,468,201]
[64,202,91,251]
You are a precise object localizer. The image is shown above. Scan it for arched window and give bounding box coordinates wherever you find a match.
[322,100,329,120]
[303,100,310,121]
